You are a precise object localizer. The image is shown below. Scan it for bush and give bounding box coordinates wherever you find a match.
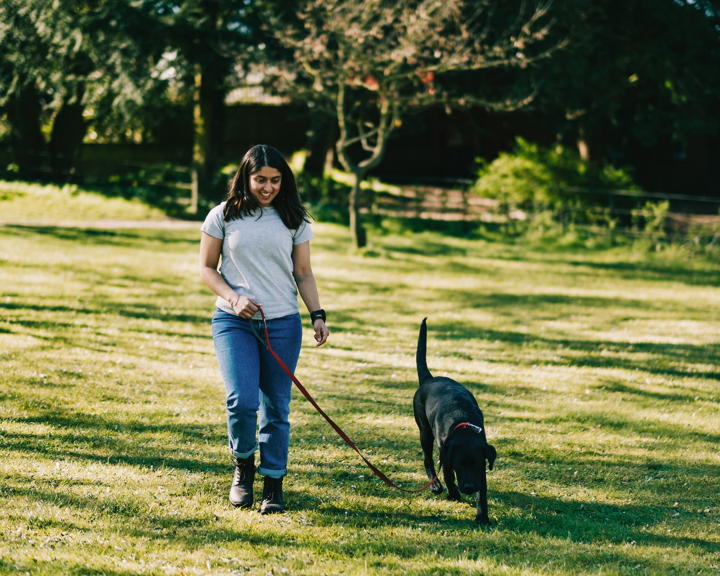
[298,174,351,224]
[473,137,639,214]
[632,200,669,251]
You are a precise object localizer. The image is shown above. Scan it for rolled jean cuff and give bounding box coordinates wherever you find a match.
[258,466,286,479]
[230,442,257,460]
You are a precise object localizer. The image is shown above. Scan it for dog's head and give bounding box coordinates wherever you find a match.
[443,440,496,495]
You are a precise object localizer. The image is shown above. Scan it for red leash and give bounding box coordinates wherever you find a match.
[255,310,481,492]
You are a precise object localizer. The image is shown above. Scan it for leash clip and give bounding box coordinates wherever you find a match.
[466,423,483,434]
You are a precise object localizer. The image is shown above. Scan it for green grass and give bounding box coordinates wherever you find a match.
[1,214,719,574]
[0,181,168,222]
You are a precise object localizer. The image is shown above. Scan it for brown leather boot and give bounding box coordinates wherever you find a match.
[260,476,285,514]
[229,455,255,508]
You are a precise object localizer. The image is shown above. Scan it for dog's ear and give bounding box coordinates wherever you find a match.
[485,444,497,471]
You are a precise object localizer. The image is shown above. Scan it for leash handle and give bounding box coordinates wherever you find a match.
[257,309,437,493]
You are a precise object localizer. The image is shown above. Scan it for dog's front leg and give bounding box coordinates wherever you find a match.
[475,468,490,524]
[442,461,461,501]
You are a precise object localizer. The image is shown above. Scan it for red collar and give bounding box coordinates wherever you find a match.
[448,422,483,436]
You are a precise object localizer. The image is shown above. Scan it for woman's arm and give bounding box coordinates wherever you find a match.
[199,232,261,319]
[292,240,329,347]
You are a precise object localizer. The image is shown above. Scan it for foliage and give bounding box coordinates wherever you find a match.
[473,137,639,209]
[472,137,645,243]
[469,141,720,258]
[1,221,720,574]
[0,0,260,206]
[681,219,720,261]
[632,200,670,251]
[529,0,720,158]
[299,174,352,225]
[135,0,263,210]
[264,0,562,247]
[0,0,161,121]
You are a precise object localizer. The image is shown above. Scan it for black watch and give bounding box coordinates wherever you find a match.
[310,309,326,325]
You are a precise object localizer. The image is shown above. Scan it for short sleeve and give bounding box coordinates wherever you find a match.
[292,219,314,245]
[200,203,226,239]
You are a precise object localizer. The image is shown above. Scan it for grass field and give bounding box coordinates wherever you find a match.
[0,181,168,223]
[1,206,719,574]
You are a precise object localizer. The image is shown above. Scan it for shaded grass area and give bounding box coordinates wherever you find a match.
[0,223,719,575]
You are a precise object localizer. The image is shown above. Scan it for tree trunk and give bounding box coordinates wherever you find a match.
[577,120,590,162]
[7,79,45,180]
[323,146,335,178]
[191,66,206,215]
[191,63,226,214]
[349,170,367,248]
[48,84,87,182]
[303,112,335,176]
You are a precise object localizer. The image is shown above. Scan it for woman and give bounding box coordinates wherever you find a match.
[199,144,329,514]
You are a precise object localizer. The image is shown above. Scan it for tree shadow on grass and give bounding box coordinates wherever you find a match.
[313,303,718,383]
[1,224,197,247]
[4,391,718,572]
[438,244,720,289]
[437,290,707,318]
[493,490,717,552]
[596,380,710,403]
[562,258,720,288]
[4,406,228,473]
[5,301,209,328]
[1,558,144,576]
[2,430,226,474]
[6,476,716,574]
[383,241,469,258]
[424,320,720,382]
[551,410,720,447]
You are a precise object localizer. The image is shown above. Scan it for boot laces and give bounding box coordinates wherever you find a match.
[233,460,254,484]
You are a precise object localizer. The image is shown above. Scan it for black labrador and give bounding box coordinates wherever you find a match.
[413,318,497,524]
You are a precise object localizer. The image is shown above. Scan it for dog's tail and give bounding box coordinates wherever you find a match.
[417,318,433,385]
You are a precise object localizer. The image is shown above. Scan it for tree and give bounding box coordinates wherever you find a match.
[136,0,260,212]
[1,0,259,213]
[265,0,560,247]
[0,0,47,179]
[529,0,720,163]
[0,0,163,179]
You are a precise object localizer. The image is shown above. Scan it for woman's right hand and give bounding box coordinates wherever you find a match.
[232,296,262,319]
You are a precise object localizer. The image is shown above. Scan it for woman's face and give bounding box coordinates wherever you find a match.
[249,166,282,207]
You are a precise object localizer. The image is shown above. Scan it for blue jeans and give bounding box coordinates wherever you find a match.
[211,309,302,478]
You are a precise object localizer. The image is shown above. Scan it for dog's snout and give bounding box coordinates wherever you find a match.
[461,483,478,495]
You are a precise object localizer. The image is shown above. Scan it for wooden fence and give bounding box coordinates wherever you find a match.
[360,180,720,234]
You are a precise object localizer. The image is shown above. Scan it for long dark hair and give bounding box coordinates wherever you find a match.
[223,144,313,229]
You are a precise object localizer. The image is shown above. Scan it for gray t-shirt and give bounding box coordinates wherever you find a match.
[201,203,314,320]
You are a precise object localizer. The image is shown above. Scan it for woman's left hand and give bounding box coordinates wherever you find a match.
[313,319,329,347]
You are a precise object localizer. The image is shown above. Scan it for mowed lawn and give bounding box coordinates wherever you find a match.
[0,216,719,575]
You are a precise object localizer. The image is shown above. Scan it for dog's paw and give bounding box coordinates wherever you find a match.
[475,514,491,525]
[447,490,462,502]
[430,480,444,495]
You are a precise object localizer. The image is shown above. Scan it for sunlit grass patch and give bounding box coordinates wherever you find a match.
[1,221,719,574]
[0,180,168,222]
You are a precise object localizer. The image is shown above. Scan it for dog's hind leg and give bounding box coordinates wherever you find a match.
[420,431,443,494]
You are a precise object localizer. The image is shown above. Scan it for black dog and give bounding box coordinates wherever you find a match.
[413,318,497,524]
